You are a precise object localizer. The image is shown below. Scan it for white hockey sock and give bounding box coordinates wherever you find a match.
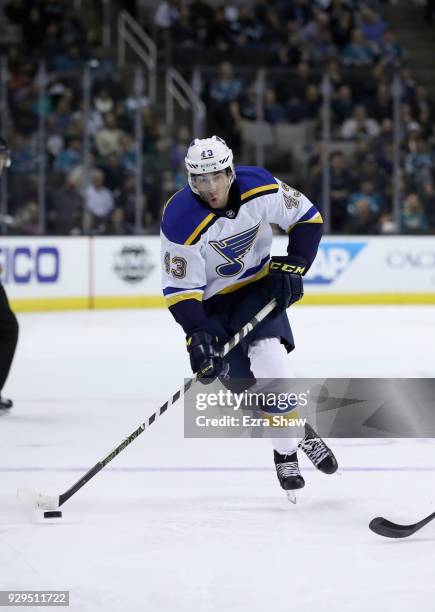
[271,436,298,456]
[247,337,298,457]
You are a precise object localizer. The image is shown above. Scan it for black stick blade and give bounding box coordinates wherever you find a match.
[369,511,435,539]
[369,516,416,539]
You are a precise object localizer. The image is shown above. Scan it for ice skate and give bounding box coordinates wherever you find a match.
[274,450,305,504]
[0,396,13,410]
[298,424,338,474]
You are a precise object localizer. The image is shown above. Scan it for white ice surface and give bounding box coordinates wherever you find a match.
[1,306,435,612]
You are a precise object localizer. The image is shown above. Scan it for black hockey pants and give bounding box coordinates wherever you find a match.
[0,283,18,392]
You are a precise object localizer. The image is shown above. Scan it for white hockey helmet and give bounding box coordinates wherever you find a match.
[185,135,235,195]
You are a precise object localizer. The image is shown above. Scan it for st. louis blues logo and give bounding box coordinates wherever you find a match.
[210,222,261,277]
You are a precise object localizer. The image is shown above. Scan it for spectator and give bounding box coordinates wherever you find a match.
[374,117,394,148]
[68,152,97,194]
[311,150,353,231]
[88,44,116,77]
[309,24,336,64]
[405,137,435,189]
[278,61,316,106]
[46,116,65,160]
[341,105,380,139]
[401,193,429,233]
[278,31,304,67]
[420,180,435,228]
[53,138,82,174]
[11,201,40,235]
[264,89,287,124]
[342,28,376,66]
[9,133,36,174]
[417,108,433,140]
[50,176,83,234]
[330,8,354,49]
[10,96,38,136]
[118,174,137,226]
[113,100,134,134]
[53,44,84,75]
[358,6,386,45]
[154,0,180,30]
[51,95,73,133]
[106,207,134,235]
[236,83,257,122]
[171,5,197,48]
[41,22,64,59]
[207,62,243,150]
[119,134,138,174]
[83,169,114,233]
[344,197,380,234]
[349,139,370,173]
[230,5,265,49]
[189,0,214,30]
[369,83,392,122]
[93,87,115,115]
[411,86,433,122]
[358,155,387,193]
[379,30,404,66]
[375,142,394,177]
[332,84,353,123]
[348,179,384,214]
[302,83,321,120]
[169,125,191,173]
[94,112,126,158]
[101,152,126,194]
[208,61,243,106]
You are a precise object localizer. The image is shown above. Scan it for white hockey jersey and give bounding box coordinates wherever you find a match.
[160,165,322,308]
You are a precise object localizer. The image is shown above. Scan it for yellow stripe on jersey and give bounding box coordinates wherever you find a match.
[184,213,216,245]
[288,212,323,233]
[166,291,203,307]
[162,188,183,215]
[217,261,270,295]
[241,183,279,201]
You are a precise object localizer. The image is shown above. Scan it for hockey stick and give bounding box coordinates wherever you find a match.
[369,511,435,539]
[17,298,277,511]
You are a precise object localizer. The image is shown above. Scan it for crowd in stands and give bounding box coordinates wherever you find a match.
[0,0,434,235]
[1,0,179,235]
[151,0,435,234]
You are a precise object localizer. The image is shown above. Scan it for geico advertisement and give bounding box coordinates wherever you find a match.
[93,237,161,295]
[0,238,89,297]
[272,236,435,292]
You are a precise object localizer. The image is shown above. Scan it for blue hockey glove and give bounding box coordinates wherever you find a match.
[266,256,305,312]
[186,331,227,384]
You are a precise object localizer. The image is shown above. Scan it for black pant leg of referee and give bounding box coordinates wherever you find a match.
[0,283,19,394]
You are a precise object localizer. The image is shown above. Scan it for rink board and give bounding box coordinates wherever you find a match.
[1,236,435,311]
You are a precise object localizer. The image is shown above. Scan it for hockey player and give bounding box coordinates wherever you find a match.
[160,136,337,499]
[0,137,19,410]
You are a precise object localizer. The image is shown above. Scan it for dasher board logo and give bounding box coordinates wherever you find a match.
[305,242,365,284]
[113,245,154,283]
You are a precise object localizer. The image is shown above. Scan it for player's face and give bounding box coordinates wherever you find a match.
[193,171,229,209]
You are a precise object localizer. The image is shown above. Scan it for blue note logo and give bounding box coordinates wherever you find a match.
[305,242,366,284]
[210,222,261,277]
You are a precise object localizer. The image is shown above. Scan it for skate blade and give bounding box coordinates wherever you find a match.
[286,490,297,504]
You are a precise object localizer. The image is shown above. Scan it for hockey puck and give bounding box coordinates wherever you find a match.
[43,511,62,519]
